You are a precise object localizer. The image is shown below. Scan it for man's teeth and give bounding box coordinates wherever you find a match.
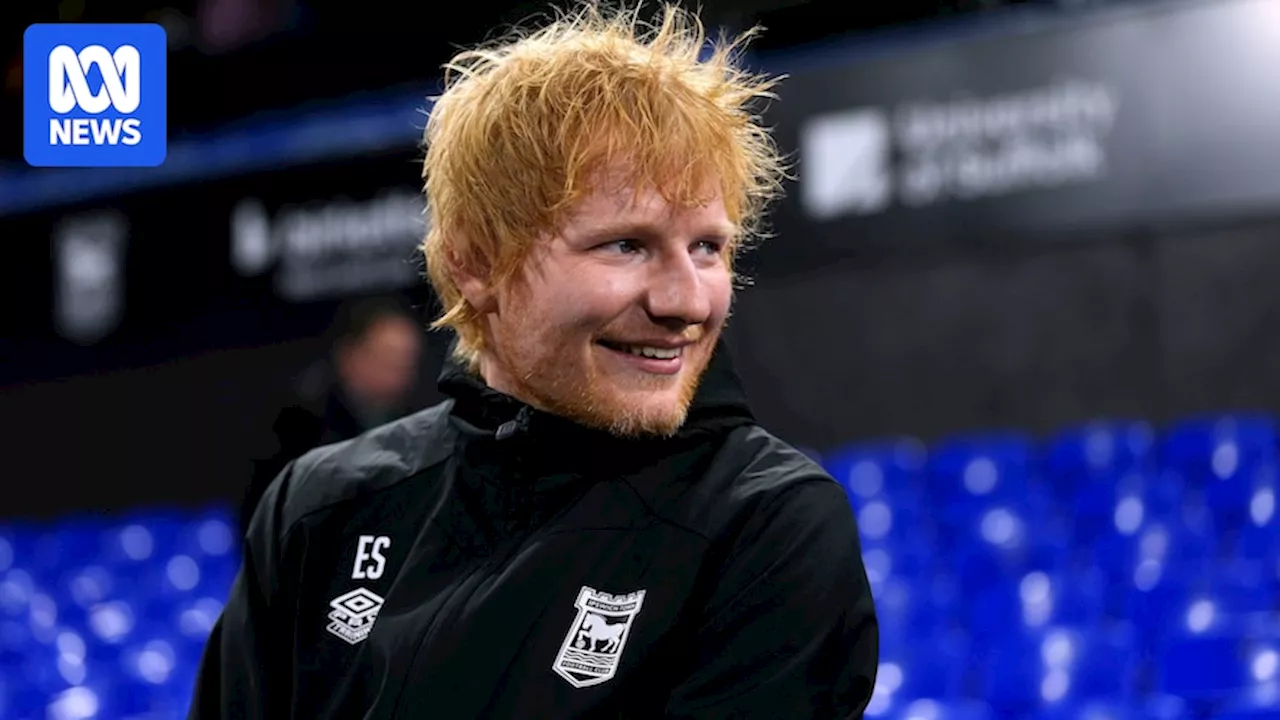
[621,345,681,360]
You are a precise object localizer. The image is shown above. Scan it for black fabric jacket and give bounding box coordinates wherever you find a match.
[241,363,389,538]
[190,341,878,719]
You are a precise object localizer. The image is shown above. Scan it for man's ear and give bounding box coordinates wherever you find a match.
[448,249,499,314]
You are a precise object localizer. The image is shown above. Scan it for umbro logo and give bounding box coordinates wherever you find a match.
[326,587,384,645]
[325,534,392,645]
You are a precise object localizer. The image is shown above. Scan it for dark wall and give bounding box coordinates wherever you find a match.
[1156,220,1280,419]
[1,330,451,520]
[727,216,1280,451]
[728,231,1158,448]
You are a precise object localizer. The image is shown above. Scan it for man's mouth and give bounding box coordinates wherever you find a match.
[596,340,684,360]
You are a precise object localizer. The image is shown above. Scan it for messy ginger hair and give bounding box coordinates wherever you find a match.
[421,2,788,369]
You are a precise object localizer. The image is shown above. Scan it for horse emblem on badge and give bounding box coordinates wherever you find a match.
[552,585,646,688]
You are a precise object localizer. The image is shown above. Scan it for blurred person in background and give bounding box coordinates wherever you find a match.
[240,295,423,535]
[195,4,877,719]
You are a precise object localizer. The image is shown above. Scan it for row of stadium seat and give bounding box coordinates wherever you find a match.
[0,412,1277,718]
[0,511,234,719]
[824,414,1280,719]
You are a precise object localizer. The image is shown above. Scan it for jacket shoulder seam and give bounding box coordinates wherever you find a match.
[278,401,457,537]
[619,425,835,543]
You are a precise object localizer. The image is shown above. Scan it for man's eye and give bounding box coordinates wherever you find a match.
[605,239,642,254]
[695,239,725,255]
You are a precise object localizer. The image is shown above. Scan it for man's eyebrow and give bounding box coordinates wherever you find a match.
[573,218,739,242]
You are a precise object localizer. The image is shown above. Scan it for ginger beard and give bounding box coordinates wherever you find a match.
[488,278,719,438]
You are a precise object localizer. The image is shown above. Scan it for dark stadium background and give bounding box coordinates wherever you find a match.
[4,1,1280,718]
[3,0,1279,516]
[0,0,1075,516]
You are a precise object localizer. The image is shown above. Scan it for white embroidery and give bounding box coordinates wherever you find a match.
[552,586,646,688]
[326,587,384,645]
[352,535,391,580]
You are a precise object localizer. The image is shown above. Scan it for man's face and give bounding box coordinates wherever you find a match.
[477,182,735,437]
[339,316,423,411]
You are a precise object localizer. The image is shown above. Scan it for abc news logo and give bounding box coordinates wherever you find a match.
[23,24,167,168]
[48,44,143,147]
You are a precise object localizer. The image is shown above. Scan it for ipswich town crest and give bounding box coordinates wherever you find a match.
[552,585,647,688]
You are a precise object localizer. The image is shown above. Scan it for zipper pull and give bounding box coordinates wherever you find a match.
[495,405,532,440]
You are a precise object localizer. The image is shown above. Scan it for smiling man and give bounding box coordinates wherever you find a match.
[456,181,735,439]
[190,4,878,719]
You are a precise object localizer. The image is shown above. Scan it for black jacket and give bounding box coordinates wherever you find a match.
[191,341,878,719]
[241,361,414,537]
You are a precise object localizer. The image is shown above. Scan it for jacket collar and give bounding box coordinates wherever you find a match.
[437,334,755,446]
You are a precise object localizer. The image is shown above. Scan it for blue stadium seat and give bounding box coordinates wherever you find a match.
[2,413,1278,717]
[862,534,933,592]
[893,698,996,720]
[927,432,1038,507]
[831,415,1275,716]
[1216,682,1280,719]
[1202,561,1279,617]
[1045,420,1156,527]
[966,567,1109,643]
[949,499,1069,596]
[0,506,238,719]
[862,666,994,719]
[874,574,958,651]
[983,624,1139,715]
[824,438,929,503]
[827,438,932,549]
[1141,694,1192,720]
[1035,700,1138,720]
[1156,619,1280,700]
[1235,485,1280,561]
[1162,414,1278,527]
[878,631,970,701]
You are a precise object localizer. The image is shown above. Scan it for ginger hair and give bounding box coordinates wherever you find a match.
[420,2,788,370]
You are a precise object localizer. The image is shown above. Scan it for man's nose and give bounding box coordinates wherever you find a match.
[643,252,712,326]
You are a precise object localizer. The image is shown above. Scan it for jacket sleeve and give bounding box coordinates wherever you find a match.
[189,462,297,720]
[663,478,879,720]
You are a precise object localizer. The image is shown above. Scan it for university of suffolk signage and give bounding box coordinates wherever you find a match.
[800,78,1121,220]
[763,0,1280,268]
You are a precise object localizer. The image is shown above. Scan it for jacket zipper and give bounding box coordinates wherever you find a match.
[494,406,533,533]
[494,405,532,441]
